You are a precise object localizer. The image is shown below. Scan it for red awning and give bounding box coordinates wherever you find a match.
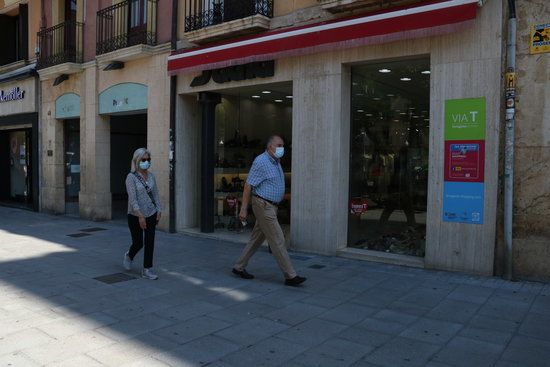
[168,0,479,74]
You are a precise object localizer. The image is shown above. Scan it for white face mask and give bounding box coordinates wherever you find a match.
[274,147,284,159]
[139,160,151,170]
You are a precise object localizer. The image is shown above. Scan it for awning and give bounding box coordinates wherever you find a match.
[168,0,479,74]
[0,63,37,84]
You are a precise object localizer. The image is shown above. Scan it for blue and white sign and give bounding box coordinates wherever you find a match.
[442,182,484,224]
[98,82,148,115]
[55,93,80,119]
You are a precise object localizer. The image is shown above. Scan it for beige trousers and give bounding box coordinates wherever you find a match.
[234,196,297,279]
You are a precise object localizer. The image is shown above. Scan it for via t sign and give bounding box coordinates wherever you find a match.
[190,61,275,87]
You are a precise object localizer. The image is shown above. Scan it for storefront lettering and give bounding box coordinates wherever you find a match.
[113,98,129,107]
[190,61,275,87]
[0,87,25,103]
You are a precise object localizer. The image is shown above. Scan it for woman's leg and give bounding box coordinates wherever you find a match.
[127,214,143,259]
[143,213,157,268]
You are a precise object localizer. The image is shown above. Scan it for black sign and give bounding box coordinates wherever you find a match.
[190,61,275,87]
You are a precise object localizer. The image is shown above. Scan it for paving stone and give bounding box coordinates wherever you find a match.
[154,335,241,367]
[357,317,409,336]
[398,287,452,308]
[446,284,494,304]
[426,299,480,323]
[290,338,373,367]
[530,294,550,315]
[276,318,349,347]
[119,357,173,367]
[96,313,174,342]
[152,316,232,345]
[152,301,223,323]
[386,301,432,317]
[0,328,55,356]
[338,326,393,348]
[207,300,278,323]
[318,303,377,325]
[45,354,106,367]
[264,302,328,326]
[518,313,550,341]
[0,352,41,367]
[477,297,531,322]
[373,309,419,326]
[458,326,512,346]
[431,336,504,367]
[467,314,520,333]
[363,336,440,367]
[399,318,463,345]
[500,336,550,367]
[221,336,308,367]
[352,288,403,308]
[214,317,290,345]
[37,312,119,339]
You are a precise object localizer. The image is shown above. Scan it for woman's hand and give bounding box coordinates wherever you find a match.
[239,207,248,222]
[156,212,161,223]
[138,215,147,230]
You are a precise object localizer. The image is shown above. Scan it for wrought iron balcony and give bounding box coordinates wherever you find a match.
[96,0,158,55]
[185,0,273,33]
[37,20,83,69]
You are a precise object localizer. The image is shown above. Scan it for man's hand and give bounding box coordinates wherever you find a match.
[239,207,248,222]
[139,215,147,230]
[156,212,161,223]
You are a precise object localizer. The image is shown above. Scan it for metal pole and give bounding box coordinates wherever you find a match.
[504,0,516,280]
[168,0,178,233]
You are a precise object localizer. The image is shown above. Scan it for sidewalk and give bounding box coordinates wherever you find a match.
[0,206,549,367]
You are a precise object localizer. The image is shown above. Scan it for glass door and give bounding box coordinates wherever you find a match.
[64,119,80,215]
[8,130,31,204]
[348,58,430,257]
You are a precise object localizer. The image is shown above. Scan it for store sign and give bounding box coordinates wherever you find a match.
[350,199,368,215]
[190,60,275,87]
[55,93,80,119]
[443,97,486,224]
[530,23,550,54]
[0,87,25,103]
[98,83,148,115]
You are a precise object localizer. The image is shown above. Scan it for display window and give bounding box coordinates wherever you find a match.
[213,83,292,237]
[348,58,430,257]
[0,129,32,208]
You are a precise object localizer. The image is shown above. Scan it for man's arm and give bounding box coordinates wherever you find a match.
[239,183,252,221]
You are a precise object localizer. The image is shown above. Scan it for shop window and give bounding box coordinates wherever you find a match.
[213,85,292,236]
[348,58,430,257]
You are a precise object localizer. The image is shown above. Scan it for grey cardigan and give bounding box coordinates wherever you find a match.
[126,172,162,217]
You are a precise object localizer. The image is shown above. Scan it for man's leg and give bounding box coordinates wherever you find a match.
[234,214,266,271]
[254,198,297,279]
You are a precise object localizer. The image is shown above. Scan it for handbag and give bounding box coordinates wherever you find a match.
[133,172,157,208]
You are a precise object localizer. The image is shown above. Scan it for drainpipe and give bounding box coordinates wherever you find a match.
[504,0,516,280]
[168,0,178,233]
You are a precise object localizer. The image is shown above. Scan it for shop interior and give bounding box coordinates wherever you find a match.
[211,82,293,242]
[110,114,147,219]
[348,58,430,257]
[0,128,32,209]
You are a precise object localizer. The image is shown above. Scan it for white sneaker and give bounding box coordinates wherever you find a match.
[142,268,158,280]
[123,252,132,271]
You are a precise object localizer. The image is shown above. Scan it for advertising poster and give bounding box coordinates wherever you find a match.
[443,182,484,224]
[443,97,486,224]
[530,23,550,54]
[444,140,485,182]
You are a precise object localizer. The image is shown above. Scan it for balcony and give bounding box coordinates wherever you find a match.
[318,0,425,13]
[184,0,273,44]
[37,20,83,70]
[96,0,158,62]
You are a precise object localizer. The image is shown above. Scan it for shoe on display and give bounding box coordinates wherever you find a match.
[142,268,158,280]
[232,268,254,279]
[123,251,132,271]
[285,275,307,287]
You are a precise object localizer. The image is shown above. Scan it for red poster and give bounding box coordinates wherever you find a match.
[350,199,368,215]
[444,140,485,182]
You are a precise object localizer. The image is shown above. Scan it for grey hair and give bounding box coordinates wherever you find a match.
[266,135,282,148]
[130,147,151,172]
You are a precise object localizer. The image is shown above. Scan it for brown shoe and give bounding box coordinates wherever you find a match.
[285,275,307,287]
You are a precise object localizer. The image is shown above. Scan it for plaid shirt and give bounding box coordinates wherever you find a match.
[247,151,285,203]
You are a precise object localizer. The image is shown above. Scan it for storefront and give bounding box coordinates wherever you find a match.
[171,0,504,275]
[0,72,39,211]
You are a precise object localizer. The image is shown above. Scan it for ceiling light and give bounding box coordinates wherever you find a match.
[378,68,391,73]
[274,99,283,103]
[252,95,260,98]
[393,119,400,122]
[357,109,364,113]
[387,94,394,97]
[366,113,373,117]
[421,70,431,75]
[261,90,271,94]
[286,95,293,99]
[372,97,381,101]
[400,77,412,81]
[400,112,407,115]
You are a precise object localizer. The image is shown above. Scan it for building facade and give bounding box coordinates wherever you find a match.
[0,0,41,211]
[37,0,172,228]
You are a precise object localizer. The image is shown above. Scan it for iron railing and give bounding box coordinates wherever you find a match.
[37,20,83,69]
[96,0,158,55]
[185,0,273,32]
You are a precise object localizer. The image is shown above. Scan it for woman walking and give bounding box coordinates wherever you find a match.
[123,148,162,280]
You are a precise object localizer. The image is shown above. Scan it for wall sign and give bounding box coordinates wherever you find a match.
[0,87,25,102]
[55,93,80,119]
[443,97,486,224]
[98,83,148,115]
[190,61,275,87]
[530,23,550,54]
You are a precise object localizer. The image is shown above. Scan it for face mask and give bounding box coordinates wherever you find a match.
[274,147,284,159]
[139,160,151,170]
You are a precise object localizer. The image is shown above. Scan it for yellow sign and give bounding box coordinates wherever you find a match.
[530,23,550,54]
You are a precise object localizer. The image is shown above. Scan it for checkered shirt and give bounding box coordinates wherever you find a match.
[246,151,285,203]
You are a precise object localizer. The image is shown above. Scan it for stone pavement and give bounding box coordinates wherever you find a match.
[0,207,549,367]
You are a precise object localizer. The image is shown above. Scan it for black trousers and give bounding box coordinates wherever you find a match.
[127,213,157,268]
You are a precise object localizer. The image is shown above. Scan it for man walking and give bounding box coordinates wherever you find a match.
[232,135,307,287]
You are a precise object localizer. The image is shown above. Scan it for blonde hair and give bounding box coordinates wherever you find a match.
[130,148,151,172]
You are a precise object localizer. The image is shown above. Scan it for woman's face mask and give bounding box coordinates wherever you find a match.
[139,158,151,170]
